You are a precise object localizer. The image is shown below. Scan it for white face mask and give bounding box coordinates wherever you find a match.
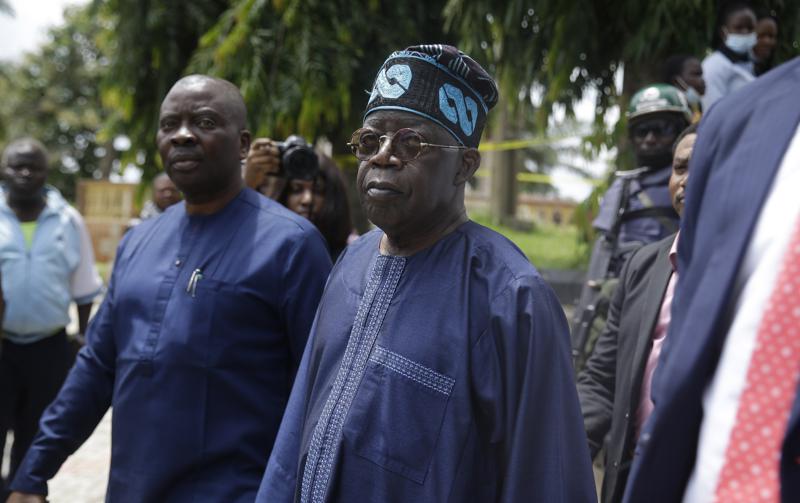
[676,77,702,106]
[724,32,757,54]
[684,86,702,107]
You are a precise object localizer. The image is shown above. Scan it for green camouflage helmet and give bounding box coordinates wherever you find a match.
[627,84,692,123]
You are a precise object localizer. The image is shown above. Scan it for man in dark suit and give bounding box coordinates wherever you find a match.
[623,57,800,502]
[578,123,697,503]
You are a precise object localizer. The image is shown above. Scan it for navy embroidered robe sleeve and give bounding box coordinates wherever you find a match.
[256,224,596,503]
[256,247,345,502]
[10,190,332,501]
[256,312,322,502]
[469,275,597,502]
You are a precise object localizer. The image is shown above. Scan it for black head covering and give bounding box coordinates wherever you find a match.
[364,44,499,147]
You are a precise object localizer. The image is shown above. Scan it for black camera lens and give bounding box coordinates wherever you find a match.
[278,136,319,181]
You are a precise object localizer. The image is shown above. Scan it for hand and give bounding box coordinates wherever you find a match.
[70,332,87,347]
[6,492,47,503]
[244,138,285,200]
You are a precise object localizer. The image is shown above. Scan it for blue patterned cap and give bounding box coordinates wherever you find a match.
[364,44,499,147]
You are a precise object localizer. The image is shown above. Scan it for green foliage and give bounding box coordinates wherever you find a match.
[92,0,232,169]
[472,213,589,270]
[188,0,451,146]
[1,0,798,200]
[446,0,799,151]
[0,6,116,199]
[572,172,609,246]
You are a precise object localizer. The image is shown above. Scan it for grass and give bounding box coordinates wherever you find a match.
[95,218,589,276]
[470,214,589,270]
[96,262,111,282]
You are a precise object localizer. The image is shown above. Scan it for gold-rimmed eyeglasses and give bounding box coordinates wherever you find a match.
[347,127,466,161]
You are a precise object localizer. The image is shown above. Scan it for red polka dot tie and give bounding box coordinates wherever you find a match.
[714,219,800,502]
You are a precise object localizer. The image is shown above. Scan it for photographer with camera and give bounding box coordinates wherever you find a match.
[244,136,353,260]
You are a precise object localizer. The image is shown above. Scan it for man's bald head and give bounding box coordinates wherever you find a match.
[2,138,48,166]
[152,172,181,211]
[167,75,247,129]
[153,171,172,187]
[2,137,50,200]
[156,74,251,207]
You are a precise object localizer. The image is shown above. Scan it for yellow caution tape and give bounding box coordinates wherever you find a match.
[478,136,555,152]
[517,172,558,184]
[333,134,602,187]
[474,169,602,186]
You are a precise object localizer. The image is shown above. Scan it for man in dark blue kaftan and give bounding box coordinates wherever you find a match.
[7,76,331,503]
[257,45,596,503]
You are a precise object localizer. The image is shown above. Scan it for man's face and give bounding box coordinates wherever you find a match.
[669,133,696,216]
[156,80,249,200]
[630,112,684,169]
[680,58,706,96]
[356,111,464,237]
[2,145,48,200]
[153,175,182,211]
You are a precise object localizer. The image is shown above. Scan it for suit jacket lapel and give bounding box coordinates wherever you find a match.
[710,66,800,382]
[672,63,800,394]
[630,237,675,402]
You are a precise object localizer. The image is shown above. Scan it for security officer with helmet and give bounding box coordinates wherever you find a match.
[572,84,692,369]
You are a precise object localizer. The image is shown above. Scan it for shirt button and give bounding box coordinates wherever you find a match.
[175,259,182,267]
[624,412,630,419]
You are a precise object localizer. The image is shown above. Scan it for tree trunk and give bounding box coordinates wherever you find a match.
[488,102,516,226]
[98,139,116,179]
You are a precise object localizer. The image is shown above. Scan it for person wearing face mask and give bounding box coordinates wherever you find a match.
[702,1,757,110]
[662,54,706,123]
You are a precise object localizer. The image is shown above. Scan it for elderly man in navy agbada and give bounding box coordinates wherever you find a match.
[257,44,595,503]
[7,75,332,503]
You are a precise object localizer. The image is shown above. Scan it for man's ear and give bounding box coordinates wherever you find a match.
[239,130,253,160]
[454,148,481,185]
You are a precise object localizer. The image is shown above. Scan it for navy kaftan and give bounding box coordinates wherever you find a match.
[10,188,332,502]
[258,221,596,502]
